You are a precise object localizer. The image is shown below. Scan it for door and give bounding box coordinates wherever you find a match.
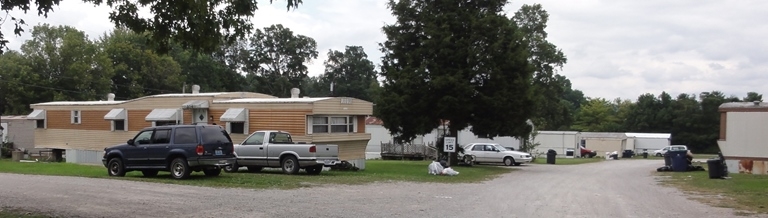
[488,144,506,163]
[192,109,209,125]
[470,144,487,162]
[124,130,154,166]
[239,132,266,166]
[147,128,172,166]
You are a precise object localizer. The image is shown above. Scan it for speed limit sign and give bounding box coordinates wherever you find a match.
[444,137,457,152]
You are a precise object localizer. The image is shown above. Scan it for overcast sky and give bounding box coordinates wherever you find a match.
[2,0,766,101]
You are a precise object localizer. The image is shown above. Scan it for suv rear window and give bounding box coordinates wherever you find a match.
[201,126,233,144]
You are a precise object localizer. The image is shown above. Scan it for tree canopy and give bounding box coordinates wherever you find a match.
[374,0,535,144]
[0,0,303,54]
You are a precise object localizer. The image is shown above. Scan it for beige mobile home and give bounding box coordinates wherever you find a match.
[26,86,373,168]
[718,102,768,175]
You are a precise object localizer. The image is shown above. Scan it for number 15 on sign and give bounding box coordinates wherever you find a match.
[444,137,457,153]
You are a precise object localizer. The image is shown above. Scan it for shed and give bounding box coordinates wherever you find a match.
[26,86,373,168]
[1,115,37,154]
[580,132,627,155]
[717,102,768,175]
[533,131,580,156]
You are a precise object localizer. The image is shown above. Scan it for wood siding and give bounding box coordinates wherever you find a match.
[249,110,310,136]
[356,115,365,133]
[208,109,226,125]
[45,110,110,131]
[35,129,138,150]
[720,112,727,140]
[128,110,152,131]
[331,140,368,160]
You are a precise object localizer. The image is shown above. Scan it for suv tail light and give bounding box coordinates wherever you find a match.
[309,145,316,153]
[196,144,204,155]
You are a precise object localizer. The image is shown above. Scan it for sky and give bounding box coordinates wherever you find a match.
[2,0,767,101]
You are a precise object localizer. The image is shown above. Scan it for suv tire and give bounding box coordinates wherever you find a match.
[224,162,239,173]
[170,157,192,179]
[107,158,126,177]
[203,168,222,177]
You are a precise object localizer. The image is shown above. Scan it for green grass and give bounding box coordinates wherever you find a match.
[656,166,768,215]
[531,157,604,165]
[0,207,51,218]
[0,159,512,190]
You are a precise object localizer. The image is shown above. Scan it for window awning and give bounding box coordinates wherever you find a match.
[220,108,247,122]
[145,109,179,121]
[104,108,126,120]
[181,100,209,109]
[27,109,46,120]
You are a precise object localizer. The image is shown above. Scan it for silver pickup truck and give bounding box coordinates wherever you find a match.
[223,130,340,175]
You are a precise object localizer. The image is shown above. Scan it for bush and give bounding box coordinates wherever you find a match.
[0,142,14,158]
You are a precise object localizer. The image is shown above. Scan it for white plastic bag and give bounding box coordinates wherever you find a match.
[428,161,444,175]
[442,167,459,176]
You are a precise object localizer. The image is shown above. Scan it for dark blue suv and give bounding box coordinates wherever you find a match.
[102,124,236,179]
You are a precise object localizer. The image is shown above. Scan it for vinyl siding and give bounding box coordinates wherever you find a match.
[45,110,111,131]
[34,129,138,150]
[249,110,310,136]
[128,110,153,131]
[312,98,373,115]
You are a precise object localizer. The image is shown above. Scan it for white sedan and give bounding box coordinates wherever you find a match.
[459,143,533,166]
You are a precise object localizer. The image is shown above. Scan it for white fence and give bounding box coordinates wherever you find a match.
[66,149,104,165]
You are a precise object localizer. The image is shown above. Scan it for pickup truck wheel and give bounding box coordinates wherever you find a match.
[141,170,158,177]
[281,156,300,175]
[305,165,323,175]
[504,157,515,166]
[203,168,222,177]
[247,166,262,173]
[224,162,239,173]
[170,157,192,179]
[107,158,126,177]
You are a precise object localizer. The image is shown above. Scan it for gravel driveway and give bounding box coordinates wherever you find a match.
[0,159,763,218]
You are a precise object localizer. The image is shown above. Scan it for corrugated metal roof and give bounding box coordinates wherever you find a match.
[145,109,179,121]
[1,115,28,120]
[625,132,671,139]
[214,97,331,104]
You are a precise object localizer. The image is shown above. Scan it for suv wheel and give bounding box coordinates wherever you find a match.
[305,165,323,175]
[281,155,300,175]
[107,158,126,177]
[224,162,239,173]
[203,168,221,177]
[170,157,192,179]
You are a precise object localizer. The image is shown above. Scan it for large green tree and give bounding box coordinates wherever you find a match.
[374,0,535,164]
[316,46,379,101]
[239,24,318,97]
[21,24,113,102]
[0,0,303,54]
[512,3,569,131]
[0,50,39,114]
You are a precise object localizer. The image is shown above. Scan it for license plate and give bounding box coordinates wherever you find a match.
[215,150,223,155]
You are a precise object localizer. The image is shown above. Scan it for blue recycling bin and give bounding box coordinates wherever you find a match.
[669,150,689,172]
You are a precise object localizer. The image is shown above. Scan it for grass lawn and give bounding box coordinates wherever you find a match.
[656,166,768,215]
[531,157,604,165]
[0,159,512,190]
[0,207,51,218]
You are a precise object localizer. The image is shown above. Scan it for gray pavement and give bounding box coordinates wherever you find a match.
[0,159,763,218]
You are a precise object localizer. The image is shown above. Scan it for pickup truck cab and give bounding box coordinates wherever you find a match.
[224,130,340,175]
[102,124,236,179]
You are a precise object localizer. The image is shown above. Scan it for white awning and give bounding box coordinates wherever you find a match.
[220,108,247,122]
[181,100,209,109]
[145,109,179,121]
[27,109,46,120]
[104,108,126,120]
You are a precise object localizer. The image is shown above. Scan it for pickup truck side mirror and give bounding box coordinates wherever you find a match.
[127,139,135,145]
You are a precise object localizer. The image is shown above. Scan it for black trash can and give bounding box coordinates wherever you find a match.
[622,150,634,158]
[546,149,557,164]
[663,152,672,166]
[669,150,688,172]
[642,149,648,159]
[707,159,724,179]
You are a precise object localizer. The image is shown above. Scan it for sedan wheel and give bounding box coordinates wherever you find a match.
[503,157,515,166]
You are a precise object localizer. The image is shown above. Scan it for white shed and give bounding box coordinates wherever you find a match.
[533,131,580,156]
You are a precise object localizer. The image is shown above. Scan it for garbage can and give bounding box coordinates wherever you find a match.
[11,151,23,162]
[546,149,557,164]
[707,159,724,179]
[663,153,672,166]
[622,150,634,158]
[642,149,648,159]
[669,150,688,172]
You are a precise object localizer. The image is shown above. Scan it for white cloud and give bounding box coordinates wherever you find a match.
[2,0,767,101]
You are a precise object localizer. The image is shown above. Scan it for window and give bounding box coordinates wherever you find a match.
[202,126,232,144]
[71,110,81,124]
[36,120,45,129]
[112,120,126,131]
[174,127,198,144]
[268,132,293,143]
[133,130,154,145]
[472,145,484,151]
[226,122,246,134]
[243,132,265,145]
[152,129,171,144]
[311,116,356,134]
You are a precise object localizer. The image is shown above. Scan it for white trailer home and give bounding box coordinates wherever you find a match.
[717,102,768,175]
[532,131,580,156]
[625,132,671,153]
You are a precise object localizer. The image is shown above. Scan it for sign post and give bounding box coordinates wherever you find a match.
[444,137,456,153]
